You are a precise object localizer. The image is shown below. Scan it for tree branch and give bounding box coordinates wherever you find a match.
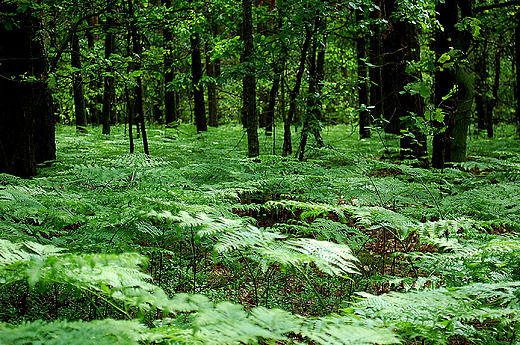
[474,0,520,13]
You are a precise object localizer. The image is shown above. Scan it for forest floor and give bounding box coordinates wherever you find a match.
[2,123,520,344]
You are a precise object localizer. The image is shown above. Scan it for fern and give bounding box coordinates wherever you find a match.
[354,282,520,344]
[0,319,147,345]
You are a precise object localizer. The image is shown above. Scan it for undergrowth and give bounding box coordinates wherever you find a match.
[1,124,520,344]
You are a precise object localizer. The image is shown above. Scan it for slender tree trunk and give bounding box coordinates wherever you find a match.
[369,0,382,133]
[282,25,313,157]
[163,0,180,125]
[475,40,488,132]
[357,11,370,139]
[71,31,88,132]
[516,11,520,137]
[206,20,220,127]
[0,3,56,178]
[264,63,283,136]
[102,18,115,135]
[126,85,135,153]
[297,17,326,160]
[190,33,207,132]
[380,1,400,135]
[206,49,220,127]
[86,16,102,125]
[242,0,259,157]
[264,14,285,136]
[486,46,501,138]
[132,29,149,154]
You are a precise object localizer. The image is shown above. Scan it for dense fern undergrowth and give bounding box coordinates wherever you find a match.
[2,124,520,344]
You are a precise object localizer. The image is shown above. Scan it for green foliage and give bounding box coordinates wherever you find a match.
[0,319,147,345]
[1,125,520,344]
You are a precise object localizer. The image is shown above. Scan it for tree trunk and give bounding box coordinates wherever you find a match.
[206,49,220,127]
[132,30,149,155]
[206,20,221,127]
[357,10,370,139]
[86,16,102,125]
[368,0,382,134]
[242,0,259,157]
[282,25,313,157]
[432,0,474,168]
[71,31,88,133]
[0,3,56,178]
[380,1,401,135]
[381,0,428,165]
[474,40,488,132]
[102,18,115,135]
[190,33,207,132]
[297,17,326,160]
[163,0,180,125]
[487,46,501,138]
[516,11,520,137]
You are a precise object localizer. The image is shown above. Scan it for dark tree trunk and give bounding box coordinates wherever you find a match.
[206,20,221,127]
[381,0,428,165]
[297,17,326,160]
[190,33,207,132]
[163,0,180,125]
[486,46,501,138]
[206,50,220,127]
[126,85,135,153]
[380,1,401,135]
[282,25,313,157]
[357,11,370,139]
[0,3,56,178]
[264,63,283,135]
[132,30,149,154]
[102,18,115,135]
[86,16,102,125]
[242,0,259,157]
[263,15,285,136]
[368,0,382,133]
[432,0,474,168]
[516,11,520,137]
[475,40,488,132]
[71,31,88,132]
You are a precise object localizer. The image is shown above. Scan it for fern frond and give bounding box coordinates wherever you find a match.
[285,238,359,275]
[301,319,400,345]
[0,319,147,345]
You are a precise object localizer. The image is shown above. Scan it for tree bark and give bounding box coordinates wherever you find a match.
[380,1,401,135]
[0,3,56,178]
[71,30,88,132]
[206,20,220,127]
[163,0,180,125]
[206,50,220,127]
[282,25,313,157]
[190,33,207,132]
[432,0,474,168]
[297,17,326,160]
[516,11,520,137]
[381,0,428,165]
[101,18,115,135]
[357,10,370,139]
[132,30,149,154]
[368,1,382,135]
[242,0,259,157]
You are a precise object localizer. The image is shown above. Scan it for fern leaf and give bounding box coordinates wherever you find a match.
[301,319,400,345]
[285,238,359,275]
[0,319,147,345]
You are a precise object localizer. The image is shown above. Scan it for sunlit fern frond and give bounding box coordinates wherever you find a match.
[0,319,147,345]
